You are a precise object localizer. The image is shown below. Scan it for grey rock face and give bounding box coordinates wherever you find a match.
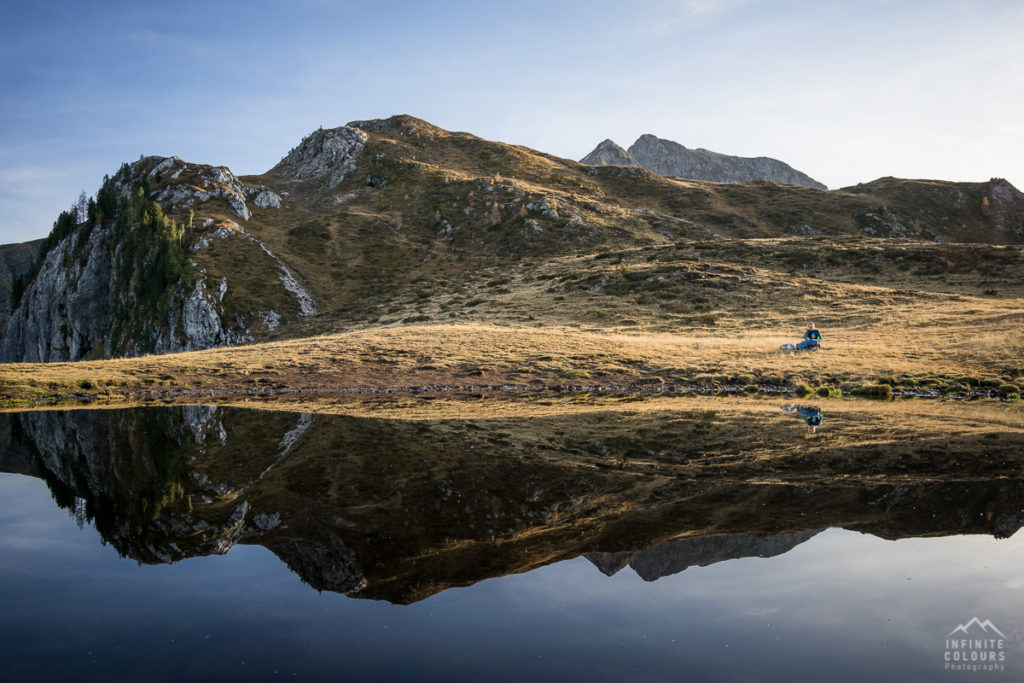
[252,189,282,209]
[0,239,42,325]
[272,126,368,186]
[579,139,640,167]
[0,240,41,284]
[150,157,258,221]
[581,134,826,189]
[0,224,264,362]
[627,134,826,189]
[170,276,253,351]
[986,178,1024,235]
[1,226,114,362]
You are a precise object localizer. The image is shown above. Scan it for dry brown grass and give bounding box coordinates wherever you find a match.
[3,306,1023,408]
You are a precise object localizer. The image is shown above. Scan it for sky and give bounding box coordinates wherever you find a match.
[1,0,1022,244]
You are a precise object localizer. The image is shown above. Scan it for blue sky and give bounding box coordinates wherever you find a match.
[1,0,1021,243]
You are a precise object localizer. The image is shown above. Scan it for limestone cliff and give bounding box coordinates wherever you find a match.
[0,156,315,362]
[0,239,41,325]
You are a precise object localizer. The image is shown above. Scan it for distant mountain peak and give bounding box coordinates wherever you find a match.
[634,132,683,148]
[579,139,640,168]
[581,132,826,189]
[346,114,448,137]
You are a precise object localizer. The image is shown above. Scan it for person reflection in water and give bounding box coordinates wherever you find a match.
[782,405,824,433]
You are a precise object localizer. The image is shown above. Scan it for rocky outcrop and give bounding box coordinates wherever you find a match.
[271,126,368,186]
[580,139,639,167]
[147,156,282,222]
[0,239,42,327]
[0,222,273,361]
[1,226,114,361]
[629,134,826,188]
[581,134,826,189]
[843,176,1024,243]
[252,189,281,209]
[0,150,308,362]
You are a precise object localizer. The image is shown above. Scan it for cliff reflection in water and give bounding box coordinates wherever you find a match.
[2,403,1023,604]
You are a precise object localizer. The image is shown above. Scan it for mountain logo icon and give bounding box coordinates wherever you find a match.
[947,617,1006,639]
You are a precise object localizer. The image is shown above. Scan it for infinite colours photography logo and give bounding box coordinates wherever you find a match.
[944,618,1007,672]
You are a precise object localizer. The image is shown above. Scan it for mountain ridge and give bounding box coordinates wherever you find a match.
[580,133,827,189]
[2,113,1023,363]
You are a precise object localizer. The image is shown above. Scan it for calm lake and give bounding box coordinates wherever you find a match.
[1,401,1022,681]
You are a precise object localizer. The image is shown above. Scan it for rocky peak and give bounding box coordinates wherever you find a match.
[626,133,827,189]
[346,114,446,137]
[579,139,640,167]
[145,157,248,218]
[271,125,368,186]
[633,133,679,150]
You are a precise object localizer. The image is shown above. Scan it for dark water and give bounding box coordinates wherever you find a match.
[1,404,1023,681]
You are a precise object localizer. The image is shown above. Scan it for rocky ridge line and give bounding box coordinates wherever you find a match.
[580,133,826,189]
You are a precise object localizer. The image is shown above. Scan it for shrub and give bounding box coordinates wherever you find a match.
[998,384,1020,397]
[795,384,813,398]
[743,385,758,394]
[851,384,892,399]
[561,369,591,380]
[816,386,842,398]
[75,379,93,390]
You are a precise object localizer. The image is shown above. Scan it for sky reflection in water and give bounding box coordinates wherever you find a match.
[2,471,1023,682]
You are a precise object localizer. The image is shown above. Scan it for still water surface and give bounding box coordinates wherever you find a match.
[1,403,1022,681]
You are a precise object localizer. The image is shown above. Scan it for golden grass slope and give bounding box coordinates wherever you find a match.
[2,305,1022,408]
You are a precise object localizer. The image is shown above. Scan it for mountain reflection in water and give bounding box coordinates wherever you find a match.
[2,402,1023,605]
